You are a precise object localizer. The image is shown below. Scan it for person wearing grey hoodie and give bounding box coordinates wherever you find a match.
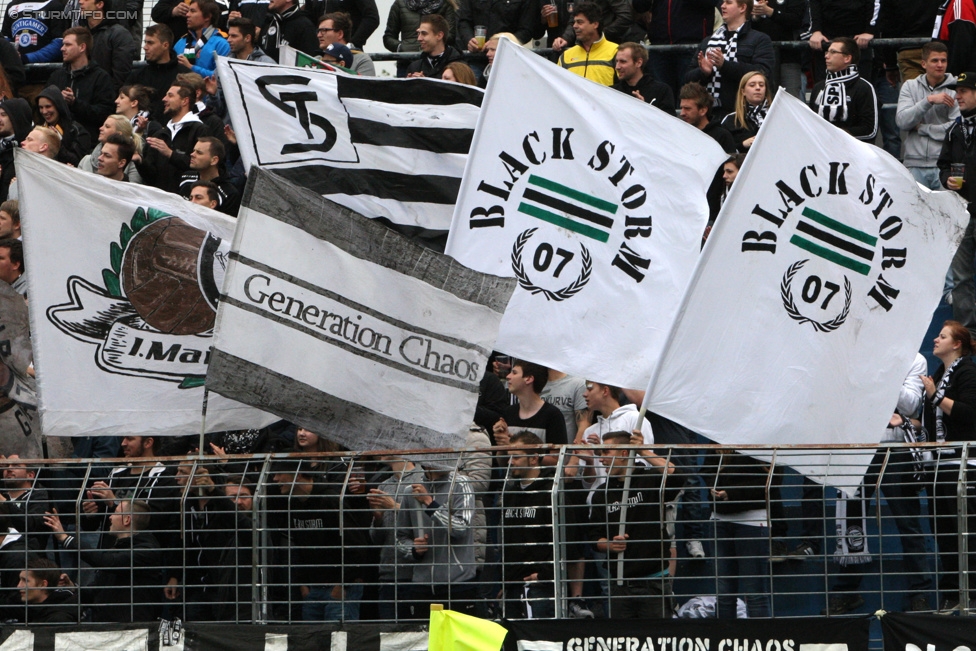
[0,98,33,202]
[897,42,960,191]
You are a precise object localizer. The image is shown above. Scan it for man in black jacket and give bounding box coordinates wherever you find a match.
[808,0,877,82]
[612,42,675,114]
[83,0,138,91]
[459,0,537,53]
[1,456,52,552]
[304,0,379,48]
[139,83,210,193]
[16,559,76,624]
[0,502,38,620]
[261,0,319,62]
[684,0,774,121]
[0,98,33,203]
[46,26,115,143]
[407,14,462,79]
[809,37,878,142]
[126,24,192,124]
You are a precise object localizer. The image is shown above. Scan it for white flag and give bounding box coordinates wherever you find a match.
[17,150,275,438]
[0,282,40,457]
[445,39,727,389]
[206,168,515,451]
[216,57,482,233]
[644,92,969,488]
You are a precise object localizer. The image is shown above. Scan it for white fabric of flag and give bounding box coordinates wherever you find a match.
[445,39,728,389]
[206,167,515,451]
[216,57,482,233]
[643,92,969,489]
[17,150,275,438]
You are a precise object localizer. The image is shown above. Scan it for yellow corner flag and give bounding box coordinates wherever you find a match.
[428,604,508,651]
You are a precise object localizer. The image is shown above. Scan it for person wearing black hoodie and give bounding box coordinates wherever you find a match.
[15,559,77,624]
[46,26,116,144]
[125,24,193,125]
[261,0,319,62]
[34,86,92,166]
[0,98,33,203]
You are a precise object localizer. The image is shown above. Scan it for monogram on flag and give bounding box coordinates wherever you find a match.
[17,150,275,438]
[216,57,483,234]
[643,92,969,488]
[445,39,728,389]
[206,167,515,452]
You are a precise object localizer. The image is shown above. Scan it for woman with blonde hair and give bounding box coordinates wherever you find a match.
[720,70,772,153]
[78,114,143,183]
[478,32,521,88]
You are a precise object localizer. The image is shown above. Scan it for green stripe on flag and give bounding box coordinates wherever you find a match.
[518,203,611,242]
[528,175,618,214]
[802,207,877,246]
[790,235,871,276]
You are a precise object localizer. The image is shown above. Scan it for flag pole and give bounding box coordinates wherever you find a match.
[615,406,645,586]
[198,387,209,459]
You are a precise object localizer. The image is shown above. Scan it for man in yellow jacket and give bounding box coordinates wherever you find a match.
[555,3,618,86]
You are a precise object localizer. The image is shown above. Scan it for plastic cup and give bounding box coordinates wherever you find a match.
[475,25,486,49]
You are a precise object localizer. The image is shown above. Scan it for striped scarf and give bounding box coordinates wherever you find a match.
[746,99,768,130]
[816,65,858,124]
[933,356,963,449]
[704,26,739,108]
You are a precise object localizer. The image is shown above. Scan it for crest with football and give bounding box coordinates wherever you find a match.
[120,215,230,336]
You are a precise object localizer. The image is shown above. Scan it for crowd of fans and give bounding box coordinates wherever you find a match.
[1,0,976,627]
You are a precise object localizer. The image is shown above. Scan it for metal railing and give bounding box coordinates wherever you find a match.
[0,441,971,633]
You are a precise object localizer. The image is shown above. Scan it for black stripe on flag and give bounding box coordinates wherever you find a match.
[522,187,615,229]
[795,220,874,260]
[272,164,459,205]
[336,75,484,107]
[347,118,473,155]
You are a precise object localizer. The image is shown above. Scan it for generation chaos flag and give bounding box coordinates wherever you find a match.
[643,92,969,488]
[17,150,275,438]
[206,167,515,451]
[445,39,727,389]
[216,57,482,236]
[0,282,40,457]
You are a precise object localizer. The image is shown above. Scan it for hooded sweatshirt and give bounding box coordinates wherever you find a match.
[36,85,91,166]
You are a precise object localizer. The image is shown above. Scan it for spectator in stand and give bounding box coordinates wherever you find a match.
[46,500,163,623]
[83,0,138,91]
[1,456,52,553]
[897,42,958,191]
[2,0,68,64]
[226,0,270,30]
[93,133,135,182]
[116,85,165,140]
[174,0,231,77]
[458,0,534,59]
[188,180,221,209]
[407,14,463,78]
[304,0,380,47]
[706,153,745,235]
[556,3,618,87]
[589,430,679,618]
[319,13,376,75]
[809,37,878,142]
[679,82,736,153]
[749,0,804,98]
[878,0,940,83]
[178,137,240,215]
[15,559,75,624]
[478,32,519,89]
[720,70,772,152]
[0,201,19,240]
[536,0,574,50]
[0,39,25,97]
[493,361,568,450]
[442,61,477,84]
[152,0,192,42]
[721,154,744,198]
[500,431,557,619]
[635,0,718,99]
[367,453,425,620]
[47,26,116,145]
[125,25,192,125]
[684,0,775,121]
[940,0,976,76]
[177,72,226,142]
[0,99,32,203]
[34,86,91,167]
[138,83,210,193]
[261,0,319,62]
[921,322,976,612]
[939,72,976,337]
[807,0,877,82]
[541,369,588,444]
[384,0,458,77]
[227,17,276,62]
[0,501,39,620]
[321,41,355,68]
[612,42,676,113]
[223,475,255,512]
[551,0,634,51]
[78,114,144,183]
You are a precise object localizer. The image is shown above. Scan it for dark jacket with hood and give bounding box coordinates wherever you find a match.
[89,18,138,92]
[25,588,78,624]
[260,4,320,63]
[124,53,193,125]
[36,86,92,167]
[0,98,33,203]
[46,61,116,144]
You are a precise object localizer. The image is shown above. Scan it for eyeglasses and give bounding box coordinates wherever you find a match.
[825,49,845,55]
[317,28,336,34]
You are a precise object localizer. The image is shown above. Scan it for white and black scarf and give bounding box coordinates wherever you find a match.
[704,25,739,107]
[833,487,871,566]
[266,5,302,51]
[816,65,858,123]
[961,111,976,147]
[746,99,768,130]
[933,356,964,450]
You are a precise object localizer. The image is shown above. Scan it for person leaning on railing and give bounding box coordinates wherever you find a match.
[921,320,976,613]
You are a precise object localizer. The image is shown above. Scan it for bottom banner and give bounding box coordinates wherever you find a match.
[502,617,871,651]
[881,612,976,651]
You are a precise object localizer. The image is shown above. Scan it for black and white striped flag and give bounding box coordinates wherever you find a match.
[216,58,483,236]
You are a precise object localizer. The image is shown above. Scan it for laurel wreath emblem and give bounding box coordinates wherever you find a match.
[511,228,592,301]
[780,260,852,333]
